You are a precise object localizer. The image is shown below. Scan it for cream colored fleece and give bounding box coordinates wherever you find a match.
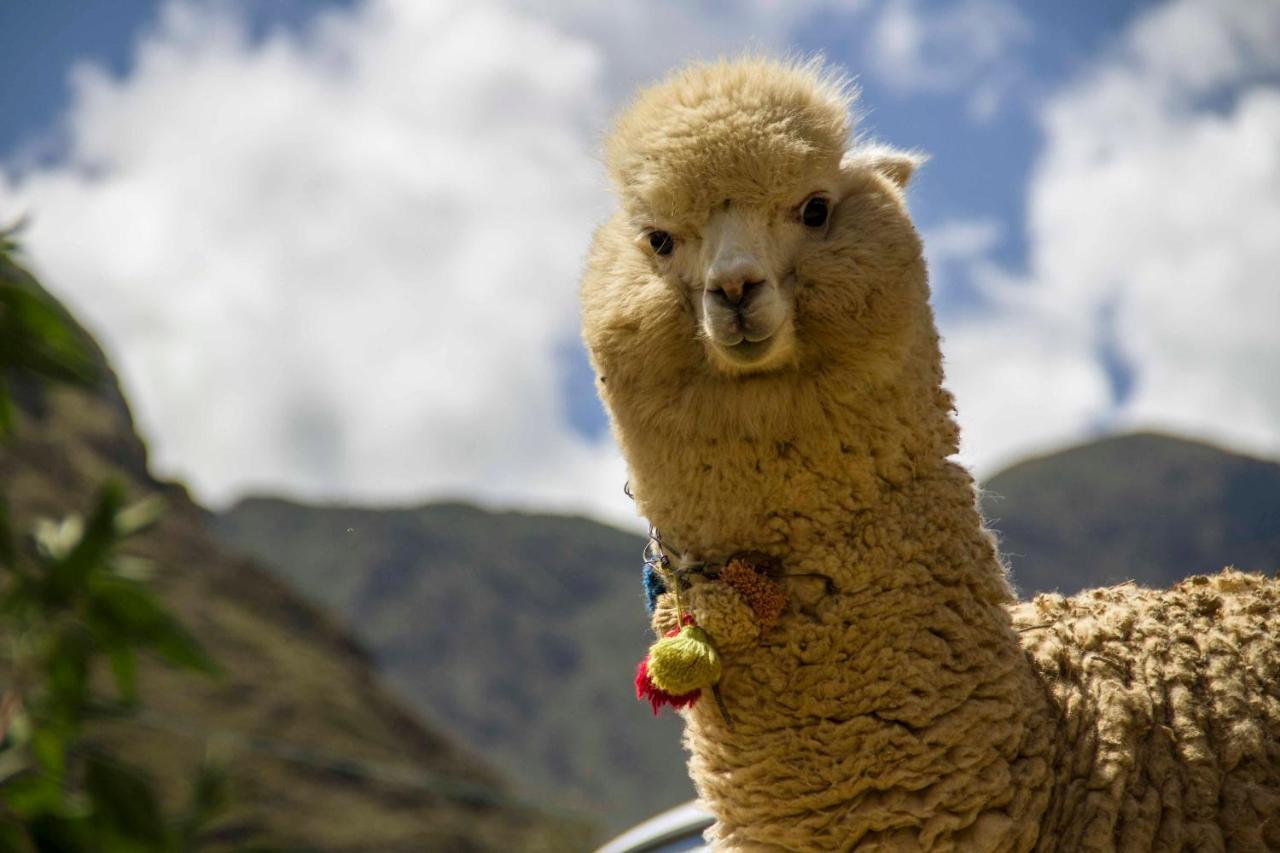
[581,58,1280,851]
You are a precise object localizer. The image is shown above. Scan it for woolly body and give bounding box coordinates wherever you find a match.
[580,58,1280,850]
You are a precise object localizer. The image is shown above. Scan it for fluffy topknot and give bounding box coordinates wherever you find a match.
[605,57,854,224]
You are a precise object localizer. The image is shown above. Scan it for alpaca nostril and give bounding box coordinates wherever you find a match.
[710,279,766,308]
[707,286,735,307]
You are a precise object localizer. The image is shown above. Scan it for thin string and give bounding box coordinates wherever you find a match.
[646,525,686,623]
[633,487,737,729]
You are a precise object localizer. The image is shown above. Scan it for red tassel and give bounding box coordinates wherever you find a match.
[635,657,701,714]
[633,613,703,715]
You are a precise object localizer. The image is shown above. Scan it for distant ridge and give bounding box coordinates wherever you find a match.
[213,496,689,834]
[982,432,1280,596]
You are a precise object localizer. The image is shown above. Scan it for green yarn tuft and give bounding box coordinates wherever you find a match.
[647,625,721,695]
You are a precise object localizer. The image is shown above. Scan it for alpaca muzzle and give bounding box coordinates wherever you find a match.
[700,206,792,359]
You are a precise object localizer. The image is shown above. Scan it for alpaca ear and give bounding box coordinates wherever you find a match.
[842,145,927,189]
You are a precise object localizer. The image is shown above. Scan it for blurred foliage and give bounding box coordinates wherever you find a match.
[0,225,98,435]
[0,226,226,851]
[0,225,591,851]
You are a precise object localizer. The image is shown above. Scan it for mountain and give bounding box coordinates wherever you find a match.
[0,300,588,850]
[982,432,1280,596]
[211,499,689,835]
[214,432,1280,837]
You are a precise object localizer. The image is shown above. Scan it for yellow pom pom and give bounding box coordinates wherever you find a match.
[646,625,721,696]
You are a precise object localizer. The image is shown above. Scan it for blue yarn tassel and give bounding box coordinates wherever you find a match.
[643,562,666,613]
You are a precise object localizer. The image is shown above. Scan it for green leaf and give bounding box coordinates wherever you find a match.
[0,821,31,853]
[108,555,156,583]
[108,648,138,706]
[87,576,217,675]
[177,761,230,844]
[48,483,125,601]
[33,515,83,563]
[0,376,13,439]
[0,219,24,258]
[85,577,165,639]
[0,495,14,567]
[113,496,166,539]
[27,813,96,852]
[82,751,166,846]
[148,621,218,676]
[30,728,66,778]
[1,772,65,819]
[45,625,92,717]
[0,267,100,389]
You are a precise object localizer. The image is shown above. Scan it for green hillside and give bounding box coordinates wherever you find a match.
[211,499,690,834]
[982,432,1280,596]
[0,272,588,850]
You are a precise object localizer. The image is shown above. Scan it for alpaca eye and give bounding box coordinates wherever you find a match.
[648,230,674,256]
[800,195,829,228]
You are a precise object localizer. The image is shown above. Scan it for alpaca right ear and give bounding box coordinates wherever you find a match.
[842,145,927,189]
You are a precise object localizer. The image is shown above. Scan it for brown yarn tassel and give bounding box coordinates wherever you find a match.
[721,555,788,632]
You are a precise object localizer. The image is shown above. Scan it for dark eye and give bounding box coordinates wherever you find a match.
[648,230,674,256]
[800,195,829,228]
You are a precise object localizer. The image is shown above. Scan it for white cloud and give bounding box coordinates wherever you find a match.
[3,0,640,523]
[925,218,1001,261]
[923,217,1004,303]
[867,0,1029,118]
[942,0,1280,474]
[943,296,1113,475]
[514,0,825,96]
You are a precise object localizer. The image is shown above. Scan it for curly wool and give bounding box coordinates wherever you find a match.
[1016,571,1280,849]
[582,57,1280,851]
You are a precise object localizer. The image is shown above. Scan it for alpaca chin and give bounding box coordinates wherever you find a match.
[705,324,795,375]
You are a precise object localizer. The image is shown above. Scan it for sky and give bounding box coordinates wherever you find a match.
[1,0,1277,529]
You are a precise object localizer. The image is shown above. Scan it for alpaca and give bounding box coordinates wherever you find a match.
[580,57,1280,851]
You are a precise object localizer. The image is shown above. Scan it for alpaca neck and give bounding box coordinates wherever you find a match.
[623,333,961,564]
[614,338,1058,847]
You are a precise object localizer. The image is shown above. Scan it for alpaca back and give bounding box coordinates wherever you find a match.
[1013,569,1280,850]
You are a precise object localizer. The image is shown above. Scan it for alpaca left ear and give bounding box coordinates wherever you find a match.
[842,146,927,189]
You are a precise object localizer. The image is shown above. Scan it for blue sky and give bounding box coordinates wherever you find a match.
[0,2,347,157]
[2,0,1277,527]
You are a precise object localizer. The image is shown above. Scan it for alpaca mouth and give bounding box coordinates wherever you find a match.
[706,310,792,368]
[718,334,777,363]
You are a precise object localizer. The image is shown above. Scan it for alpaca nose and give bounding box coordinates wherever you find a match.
[707,259,768,308]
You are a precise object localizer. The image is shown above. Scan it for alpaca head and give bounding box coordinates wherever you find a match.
[584,57,930,402]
